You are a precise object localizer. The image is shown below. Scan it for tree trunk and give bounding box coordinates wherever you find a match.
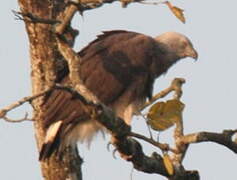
[17,1,82,179]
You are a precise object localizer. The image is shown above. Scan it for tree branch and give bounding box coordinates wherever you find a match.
[56,35,100,104]
[3,113,33,123]
[0,84,91,123]
[129,132,178,153]
[0,77,200,179]
[55,3,79,35]
[141,78,185,110]
[0,89,51,120]
[15,0,166,35]
[180,130,237,154]
[12,10,60,24]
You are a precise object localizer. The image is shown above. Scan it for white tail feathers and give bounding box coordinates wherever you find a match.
[39,121,63,160]
[45,120,63,143]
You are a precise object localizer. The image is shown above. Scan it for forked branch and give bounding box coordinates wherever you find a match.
[0,89,51,122]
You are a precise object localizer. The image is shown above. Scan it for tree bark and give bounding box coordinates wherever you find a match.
[17,1,83,179]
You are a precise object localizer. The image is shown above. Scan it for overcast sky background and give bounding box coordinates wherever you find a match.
[1,0,237,179]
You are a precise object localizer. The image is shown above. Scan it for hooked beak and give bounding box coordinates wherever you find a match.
[188,48,198,60]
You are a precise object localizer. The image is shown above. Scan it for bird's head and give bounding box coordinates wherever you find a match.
[155,32,198,62]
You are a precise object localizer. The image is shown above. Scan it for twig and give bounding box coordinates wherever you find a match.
[139,0,165,5]
[0,89,52,120]
[3,113,33,123]
[180,130,237,154]
[12,10,60,24]
[0,84,91,123]
[140,78,185,111]
[78,0,165,11]
[138,112,154,139]
[129,132,178,153]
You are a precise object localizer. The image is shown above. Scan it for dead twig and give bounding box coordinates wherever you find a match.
[3,113,33,123]
[0,89,52,120]
[12,10,60,24]
[139,0,165,6]
[140,78,185,111]
[129,132,178,153]
[180,130,237,154]
[0,84,91,123]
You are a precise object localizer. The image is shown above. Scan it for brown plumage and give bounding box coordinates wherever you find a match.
[39,30,198,160]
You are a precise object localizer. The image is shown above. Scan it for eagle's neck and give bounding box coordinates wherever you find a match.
[151,42,181,77]
[152,53,180,78]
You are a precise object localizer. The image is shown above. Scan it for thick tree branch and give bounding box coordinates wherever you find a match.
[95,104,199,179]
[17,0,84,179]
[55,3,78,35]
[0,78,200,179]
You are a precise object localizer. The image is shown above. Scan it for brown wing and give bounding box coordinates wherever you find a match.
[79,30,158,104]
[44,30,158,127]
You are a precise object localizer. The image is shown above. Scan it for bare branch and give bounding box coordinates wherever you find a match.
[139,0,165,5]
[139,112,154,139]
[141,78,185,111]
[56,35,100,104]
[180,130,237,154]
[13,0,168,35]
[55,3,79,35]
[0,84,89,123]
[0,89,52,120]
[12,10,60,24]
[166,78,188,174]
[78,0,165,11]
[13,0,166,35]
[3,113,33,123]
[129,132,178,153]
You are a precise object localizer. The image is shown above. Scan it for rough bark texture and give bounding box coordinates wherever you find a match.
[17,0,83,179]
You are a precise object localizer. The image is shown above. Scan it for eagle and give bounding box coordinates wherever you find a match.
[39,30,198,160]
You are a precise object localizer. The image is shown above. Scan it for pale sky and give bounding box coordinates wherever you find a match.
[1,0,237,179]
